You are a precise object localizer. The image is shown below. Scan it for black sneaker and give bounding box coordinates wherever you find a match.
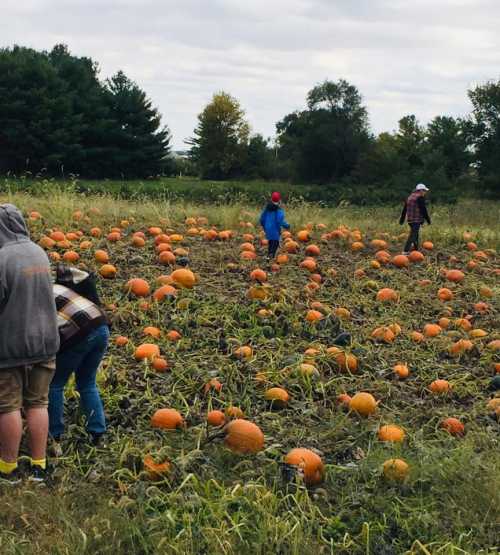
[28,465,50,485]
[90,433,105,447]
[0,467,23,485]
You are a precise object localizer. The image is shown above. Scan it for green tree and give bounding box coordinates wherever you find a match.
[243,134,275,179]
[426,116,471,179]
[104,71,171,178]
[0,45,171,178]
[0,45,79,175]
[276,79,371,183]
[188,92,250,180]
[467,79,500,178]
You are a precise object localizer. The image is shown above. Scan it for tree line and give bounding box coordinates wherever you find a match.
[0,44,499,197]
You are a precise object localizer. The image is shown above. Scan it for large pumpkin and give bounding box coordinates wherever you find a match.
[171,269,196,289]
[284,448,324,486]
[349,392,377,416]
[125,278,150,297]
[224,419,264,454]
[151,408,184,430]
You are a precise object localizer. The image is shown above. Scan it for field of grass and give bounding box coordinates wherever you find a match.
[0,190,499,555]
[2,174,495,206]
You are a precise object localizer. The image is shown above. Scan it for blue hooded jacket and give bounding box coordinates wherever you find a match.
[259,202,290,241]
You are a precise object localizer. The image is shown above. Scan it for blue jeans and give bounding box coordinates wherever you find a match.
[49,325,109,438]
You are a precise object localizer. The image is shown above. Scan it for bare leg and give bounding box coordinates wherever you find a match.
[0,411,23,463]
[26,407,49,461]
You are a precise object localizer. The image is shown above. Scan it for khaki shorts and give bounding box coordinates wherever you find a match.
[0,361,56,413]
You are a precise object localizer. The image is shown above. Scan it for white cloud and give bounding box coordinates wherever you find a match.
[1,0,499,147]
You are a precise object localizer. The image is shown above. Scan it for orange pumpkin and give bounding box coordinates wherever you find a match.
[371,326,396,343]
[225,406,245,419]
[115,336,129,346]
[264,387,290,408]
[392,254,410,268]
[408,251,424,263]
[159,251,176,265]
[134,343,160,361]
[125,278,150,297]
[383,459,410,481]
[143,455,171,480]
[250,268,267,283]
[224,419,264,454]
[306,309,323,323]
[143,326,161,339]
[394,363,409,378]
[94,250,110,264]
[207,410,226,426]
[300,258,317,272]
[151,408,184,430]
[297,230,310,242]
[152,357,169,372]
[376,288,399,303]
[349,392,377,416]
[423,324,441,338]
[305,244,320,257]
[445,269,465,283]
[153,285,178,302]
[378,424,405,442]
[99,264,117,279]
[284,448,324,486]
[171,269,196,288]
[335,352,358,373]
[437,288,453,301]
[429,379,451,394]
[441,417,464,436]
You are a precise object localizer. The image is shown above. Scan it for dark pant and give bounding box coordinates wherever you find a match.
[268,240,280,258]
[49,325,109,438]
[404,223,421,252]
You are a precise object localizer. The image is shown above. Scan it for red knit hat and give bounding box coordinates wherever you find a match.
[271,192,281,203]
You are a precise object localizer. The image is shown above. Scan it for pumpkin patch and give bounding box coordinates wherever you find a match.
[8,194,499,553]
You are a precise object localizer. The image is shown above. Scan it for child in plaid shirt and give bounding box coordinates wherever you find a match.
[49,266,110,445]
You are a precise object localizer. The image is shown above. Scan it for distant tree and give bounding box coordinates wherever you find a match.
[426,116,471,179]
[188,92,249,179]
[276,79,371,183]
[243,134,276,179]
[48,44,115,176]
[0,45,171,178]
[467,79,500,178]
[104,71,171,178]
[0,45,79,175]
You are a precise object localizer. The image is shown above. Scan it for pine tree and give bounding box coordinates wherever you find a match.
[105,71,171,178]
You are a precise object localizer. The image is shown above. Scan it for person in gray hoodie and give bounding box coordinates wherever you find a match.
[0,204,59,483]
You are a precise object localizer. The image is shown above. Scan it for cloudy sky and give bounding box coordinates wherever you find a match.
[2,0,499,148]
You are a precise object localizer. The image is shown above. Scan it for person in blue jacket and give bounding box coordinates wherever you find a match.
[259,192,290,259]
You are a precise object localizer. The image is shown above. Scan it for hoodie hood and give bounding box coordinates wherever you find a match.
[265,202,279,212]
[0,204,29,248]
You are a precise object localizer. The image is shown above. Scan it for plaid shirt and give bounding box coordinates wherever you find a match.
[54,284,107,351]
[400,192,431,224]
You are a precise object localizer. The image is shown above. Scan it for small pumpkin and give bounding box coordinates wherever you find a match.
[382,459,410,481]
[378,424,405,442]
[441,417,464,436]
[429,379,451,394]
[264,387,290,408]
[207,410,226,426]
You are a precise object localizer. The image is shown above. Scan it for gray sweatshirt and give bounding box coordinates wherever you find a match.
[0,204,59,368]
